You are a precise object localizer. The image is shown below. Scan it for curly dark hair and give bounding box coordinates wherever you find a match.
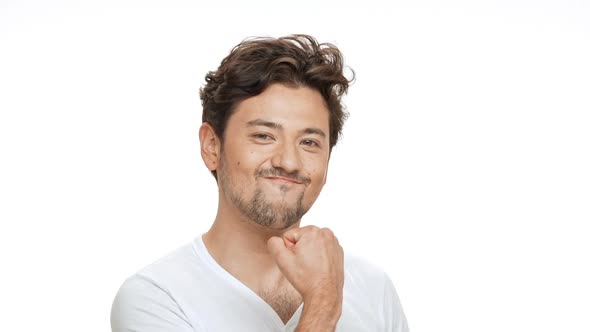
[199,34,354,179]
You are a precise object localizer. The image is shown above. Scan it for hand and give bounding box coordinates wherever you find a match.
[267,226,344,305]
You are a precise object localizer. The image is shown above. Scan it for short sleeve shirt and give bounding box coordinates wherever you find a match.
[111,235,409,332]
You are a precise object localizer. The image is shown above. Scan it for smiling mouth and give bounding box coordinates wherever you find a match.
[264,176,302,184]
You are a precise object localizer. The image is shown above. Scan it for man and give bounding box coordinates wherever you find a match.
[111,34,408,332]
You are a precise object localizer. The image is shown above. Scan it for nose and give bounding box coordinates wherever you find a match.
[270,142,303,175]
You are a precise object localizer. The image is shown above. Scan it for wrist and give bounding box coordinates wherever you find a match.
[304,285,343,307]
[302,294,343,324]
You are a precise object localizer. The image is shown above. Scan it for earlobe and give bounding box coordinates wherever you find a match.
[199,123,221,172]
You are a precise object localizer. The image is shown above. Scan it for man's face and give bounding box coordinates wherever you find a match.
[217,83,330,230]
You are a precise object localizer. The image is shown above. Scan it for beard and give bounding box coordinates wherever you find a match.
[218,159,309,230]
[235,186,306,229]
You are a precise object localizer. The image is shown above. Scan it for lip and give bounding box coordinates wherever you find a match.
[264,176,302,184]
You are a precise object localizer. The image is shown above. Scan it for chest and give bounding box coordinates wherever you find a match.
[258,287,303,324]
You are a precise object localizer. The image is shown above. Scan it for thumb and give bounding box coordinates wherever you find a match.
[267,236,294,271]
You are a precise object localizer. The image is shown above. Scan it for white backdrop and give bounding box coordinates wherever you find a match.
[1,1,589,331]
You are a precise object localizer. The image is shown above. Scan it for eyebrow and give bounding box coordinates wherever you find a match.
[247,118,326,138]
[247,119,282,130]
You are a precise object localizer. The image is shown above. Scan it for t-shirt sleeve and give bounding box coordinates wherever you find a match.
[383,273,410,332]
[110,275,197,332]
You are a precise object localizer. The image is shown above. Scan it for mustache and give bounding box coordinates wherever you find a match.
[256,168,311,185]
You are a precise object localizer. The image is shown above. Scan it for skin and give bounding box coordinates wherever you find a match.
[199,83,344,330]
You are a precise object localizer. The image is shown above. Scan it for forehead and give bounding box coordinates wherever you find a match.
[229,84,330,130]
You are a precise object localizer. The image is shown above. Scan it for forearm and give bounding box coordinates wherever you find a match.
[295,296,342,332]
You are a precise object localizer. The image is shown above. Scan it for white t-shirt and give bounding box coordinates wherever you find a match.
[111,234,409,332]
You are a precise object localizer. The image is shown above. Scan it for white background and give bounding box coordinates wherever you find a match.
[1,1,589,331]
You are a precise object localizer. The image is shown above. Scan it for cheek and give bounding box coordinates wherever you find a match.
[310,168,324,182]
[231,149,270,179]
[308,157,329,181]
[307,164,328,192]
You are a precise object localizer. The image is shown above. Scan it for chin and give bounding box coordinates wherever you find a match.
[270,218,300,230]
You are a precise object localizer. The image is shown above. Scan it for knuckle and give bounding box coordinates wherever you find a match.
[306,225,320,234]
[301,225,319,233]
[320,227,334,237]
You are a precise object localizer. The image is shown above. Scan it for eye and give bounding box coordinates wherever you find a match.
[301,139,320,147]
[251,133,274,141]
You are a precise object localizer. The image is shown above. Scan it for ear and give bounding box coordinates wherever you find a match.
[199,122,221,173]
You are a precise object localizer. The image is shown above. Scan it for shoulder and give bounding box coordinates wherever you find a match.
[342,252,410,331]
[115,240,202,299]
[342,252,392,311]
[110,241,203,332]
[343,251,392,288]
[111,274,195,331]
[111,274,175,315]
[136,242,197,281]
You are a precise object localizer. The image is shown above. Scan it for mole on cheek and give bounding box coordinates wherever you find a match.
[237,162,241,166]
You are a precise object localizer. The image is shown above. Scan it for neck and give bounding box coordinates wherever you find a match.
[202,197,301,288]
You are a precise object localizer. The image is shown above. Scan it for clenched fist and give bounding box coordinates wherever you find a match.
[267,226,344,305]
